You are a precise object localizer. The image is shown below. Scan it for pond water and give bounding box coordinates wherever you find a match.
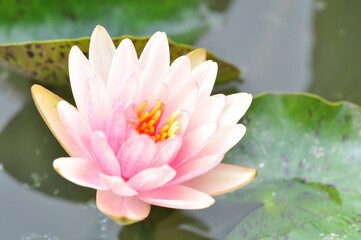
[0,0,360,239]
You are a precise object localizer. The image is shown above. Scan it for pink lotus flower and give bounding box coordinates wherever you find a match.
[31,25,256,224]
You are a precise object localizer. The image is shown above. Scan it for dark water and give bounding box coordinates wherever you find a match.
[0,0,360,239]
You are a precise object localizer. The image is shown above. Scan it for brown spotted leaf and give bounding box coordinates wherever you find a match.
[0,36,239,85]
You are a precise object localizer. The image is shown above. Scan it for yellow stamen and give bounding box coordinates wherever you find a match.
[136,100,180,142]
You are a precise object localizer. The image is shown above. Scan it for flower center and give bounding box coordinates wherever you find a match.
[136,100,180,142]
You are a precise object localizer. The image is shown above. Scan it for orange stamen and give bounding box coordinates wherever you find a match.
[136,101,180,142]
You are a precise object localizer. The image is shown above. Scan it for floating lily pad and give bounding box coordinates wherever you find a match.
[223,93,361,239]
[0,0,217,43]
[0,36,239,85]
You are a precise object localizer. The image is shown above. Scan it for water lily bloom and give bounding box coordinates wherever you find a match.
[31,25,256,224]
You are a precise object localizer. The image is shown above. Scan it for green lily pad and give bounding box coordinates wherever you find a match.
[0,36,239,85]
[0,0,217,43]
[223,93,361,239]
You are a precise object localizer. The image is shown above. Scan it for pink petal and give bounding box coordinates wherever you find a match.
[57,101,92,159]
[96,191,150,224]
[174,110,190,135]
[106,104,126,154]
[31,85,84,158]
[89,25,116,84]
[53,157,108,190]
[117,134,157,178]
[182,163,257,196]
[138,185,215,209]
[187,94,225,132]
[188,60,217,101]
[138,32,169,97]
[218,93,252,126]
[172,123,218,167]
[107,38,139,104]
[170,155,222,185]
[91,131,120,176]
[166,81,198,112]
[159,81,198,128]
[152,136,182,167]
[127,165,176,191]
[141,82,168,109]
[100,174,137,197]
[163,56,191,91]
[196,124,246,158]
[68,46,111,131]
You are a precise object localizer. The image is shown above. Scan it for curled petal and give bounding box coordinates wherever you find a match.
[182,164,257,196]
[89,25,116,84]
[127,165,176,192]
[218,93,252,126]
[31,85,84,158]
[53,157,108,190]
[138,185,215,209]
[96,191,150,225]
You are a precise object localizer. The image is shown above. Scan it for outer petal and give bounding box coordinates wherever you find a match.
[53,157,108,190]
[117,134,157,178]
[182,163,257,196]
[127,165,176,192]
[138,185,215,209]
[138,32,169,97]
[195,124,246,158]
[57,100,93,160]
[89,25,116,84]
[31,85,84,158]
[107,38,139,104]
[186,48,206,69]
[68,46,111,130]
[91,131,120,176]
[218,93,252,126]
[96,190,151,225]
